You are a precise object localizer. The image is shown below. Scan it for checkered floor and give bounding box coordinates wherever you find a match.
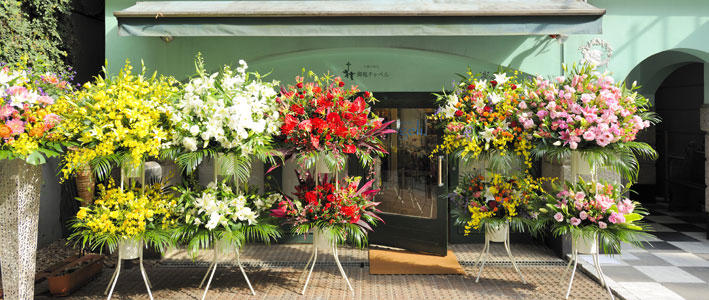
[577,203,709,300]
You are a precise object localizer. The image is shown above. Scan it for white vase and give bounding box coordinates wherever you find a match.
[118,238,142,260]
[313,228,335,249]
[573,233,598,254]
[215,237,236,255]
[485,222,509,243]
[0,159,42,300]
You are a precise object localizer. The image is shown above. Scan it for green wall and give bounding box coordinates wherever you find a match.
[106,0,709,95]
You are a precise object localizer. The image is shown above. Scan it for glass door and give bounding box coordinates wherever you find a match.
[357,93,448,256]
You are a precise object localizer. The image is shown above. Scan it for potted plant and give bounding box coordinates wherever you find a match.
[271,171,382,294]
[52,60,178,184]
[450,173,546,283]
[526,62,659,183]
[0,61,71,299]
[275,71,394,173]
[431,70,536,171]
[172,181,282,297]
[69,180,177,299]
[536,177,650,299]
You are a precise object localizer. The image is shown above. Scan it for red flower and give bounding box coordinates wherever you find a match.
[490,80,498,87]
[281,114,298,135]
[291,104,305,115]
[326,112,341,125]
[310,135,320,148]
[364,91,371,98]
[344,144,356,154]
[310,118,326,132]
[334,126,349,138]
[296,82,304,89]
[454,110,464,117]
[338,81,345,87]
[298,119,313,132]
[350,214,360,224]
[510,84,517,90]
[305,191,319,206]
[467,84,475,90]
[488,200,498,210]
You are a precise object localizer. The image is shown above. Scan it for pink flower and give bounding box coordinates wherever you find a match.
[574,192,586,201]
[598,221,607,229]
[554,212,564,222]
[579,211,588,220]
[608,212,626,224]
[570,217,581,226]
[594,194,614,211]
[6,86,27,96]
[5,119,24,135]
[37,96,54,105]
[43,113,61,129]
[0,104,16,118]
[582,130,596,141]
[617,199,635,214]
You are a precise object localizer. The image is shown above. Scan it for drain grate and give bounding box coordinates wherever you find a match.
[159,259,566,269]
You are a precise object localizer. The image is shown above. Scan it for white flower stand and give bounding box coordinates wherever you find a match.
[564,233,614,300]
[198,238,255,300]
[474,222,526,284]
[299,229,354,296]
[105,238,153,300]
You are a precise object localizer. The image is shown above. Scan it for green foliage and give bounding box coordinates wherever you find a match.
[0,0,72,69]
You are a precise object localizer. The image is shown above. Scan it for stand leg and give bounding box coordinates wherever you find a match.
[199,249,218,289]
[593,252,614,300]
[301,245,318,295]
[504,236,526,284]
[139,246,153,289]
[236,248,256,296]
[333,244,354,295]
[473,242,487,268]
[201,261,218,300]
[299,243,317,282]
[138,246,154,300]
[475,237,490,283]
[565,250,578,299]
[105,259,121,298]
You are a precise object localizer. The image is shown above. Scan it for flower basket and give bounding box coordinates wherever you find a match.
[75,164,95,205]
[485,222,509,243]
[117,238,141,260]
[47,254,103,296]
[573,233,598,255]
[312,228,336,249]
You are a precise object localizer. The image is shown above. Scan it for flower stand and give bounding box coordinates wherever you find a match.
[0,159,42,300]
[198,239,255,299]
[474,222,526,284]
[300,229,354,296]
[564,233,614,299]
[105,238,153,300]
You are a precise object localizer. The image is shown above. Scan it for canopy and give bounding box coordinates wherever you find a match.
[114,0,605,37]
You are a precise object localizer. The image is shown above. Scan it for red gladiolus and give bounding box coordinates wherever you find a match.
[291,104,305,115]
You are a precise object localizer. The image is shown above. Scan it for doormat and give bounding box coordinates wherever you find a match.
[368,247,465,275]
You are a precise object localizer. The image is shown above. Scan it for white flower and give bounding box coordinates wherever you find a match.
[481,128,495,142]
[475,79,487,90]
[493,73,509,86]
[189,125,201,136]
[205,211,221,230]
[553,141,562,146]
[488,92,502,104]
[182,137,198,151]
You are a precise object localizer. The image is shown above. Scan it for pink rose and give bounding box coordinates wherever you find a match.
[554,212,564,222]
[598,221,607,229]
[594,194,614,211]
[570,217,581,226]
[574,192,586,201]
[608,212,626,224]
[0,105,16,118]
[579,211,588,220]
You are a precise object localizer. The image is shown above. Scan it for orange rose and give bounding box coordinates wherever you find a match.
[0,125,11,138]
[29,126,44,138]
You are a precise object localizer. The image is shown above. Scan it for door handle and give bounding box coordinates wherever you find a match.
[437,155,444,187]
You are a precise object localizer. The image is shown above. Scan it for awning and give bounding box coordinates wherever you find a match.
[114,0,606,37]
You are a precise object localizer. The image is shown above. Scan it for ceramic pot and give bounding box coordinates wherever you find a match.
[573,233,598,254]
[485,222,509,243]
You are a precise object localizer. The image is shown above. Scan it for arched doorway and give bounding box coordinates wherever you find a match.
[652,64,705,211]
[627,49,708,239]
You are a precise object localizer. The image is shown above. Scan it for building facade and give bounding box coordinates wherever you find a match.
[102,0,709,254]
